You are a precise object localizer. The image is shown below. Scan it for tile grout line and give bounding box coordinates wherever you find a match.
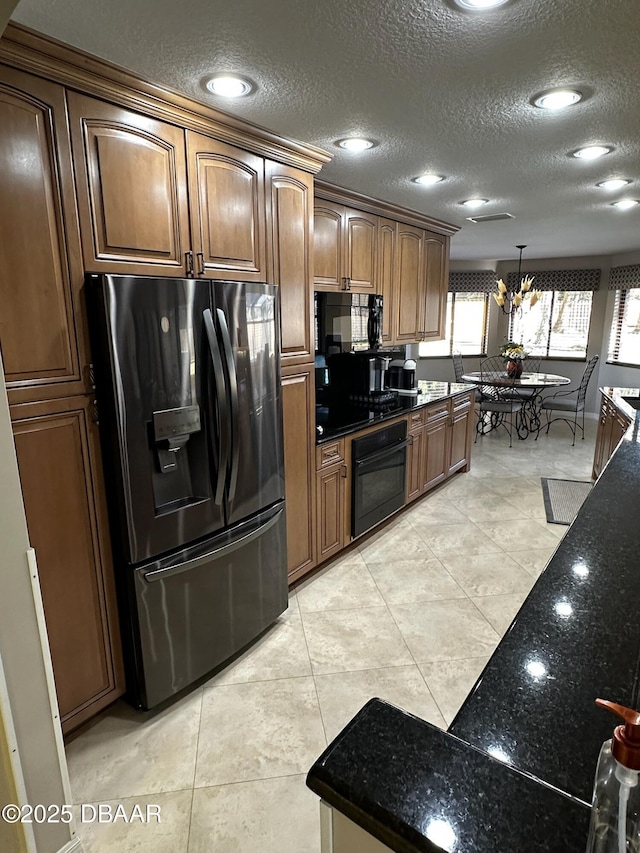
[185,686,205,851]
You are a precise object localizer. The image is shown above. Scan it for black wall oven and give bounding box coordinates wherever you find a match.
[351,420,408,538]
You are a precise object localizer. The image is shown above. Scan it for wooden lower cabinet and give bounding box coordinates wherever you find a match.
[316,462,348,562]
[281,362,316,582]
[406,428,424,503]
[423,402,449,492]
[449,393,473,475]
[592,393,632,480]
[11,395,124,732]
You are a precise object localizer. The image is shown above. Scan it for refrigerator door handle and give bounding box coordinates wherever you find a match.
[216,307,240,502]
[203,308,229,505]
[141,507,284,583]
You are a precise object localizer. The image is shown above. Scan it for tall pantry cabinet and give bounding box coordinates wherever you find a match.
[0,23,329,731]
[0,65,124,732]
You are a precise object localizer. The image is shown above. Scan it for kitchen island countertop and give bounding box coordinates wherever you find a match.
[307,390,640,851]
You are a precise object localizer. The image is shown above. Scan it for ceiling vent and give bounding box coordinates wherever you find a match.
[466,212,515,224]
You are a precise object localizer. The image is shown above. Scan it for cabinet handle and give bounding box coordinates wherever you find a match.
[408,434,414,445]
[341,464,348,478]
[185,250,194,277]
[91,399,99,425]
[88,362,96,391]
[196,252,205,276]
[342,277,351,291]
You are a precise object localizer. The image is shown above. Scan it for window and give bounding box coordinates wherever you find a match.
[509,290,593,358]
[418,291,489,357]
[608,289,640,365]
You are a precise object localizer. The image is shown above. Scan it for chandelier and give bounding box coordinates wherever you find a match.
[493,245,540,315]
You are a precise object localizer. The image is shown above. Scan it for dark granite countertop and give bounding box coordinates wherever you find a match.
[307,390,640,851]
[316,381,475,444]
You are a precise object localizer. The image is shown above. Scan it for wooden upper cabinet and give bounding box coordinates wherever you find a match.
[67,92,191,276]
[423,232,448,340]
[0,67,87,403]
[344,208,377,291]
[377,218,396,344]
[265,161,314,362]
[186,132,266,281]
[313,200,377,292]
[12,396,124,732]
[395,224,425,342]
[314,200,343,289]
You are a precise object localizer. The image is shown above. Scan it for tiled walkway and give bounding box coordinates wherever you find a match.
[67,419,596,852]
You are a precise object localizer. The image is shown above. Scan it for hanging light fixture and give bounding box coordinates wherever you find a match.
[493,245,540,315]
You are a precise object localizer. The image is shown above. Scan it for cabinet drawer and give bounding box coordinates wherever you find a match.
[408,409,426,429]
[452,393,473,414]
[317,439,346,469]
[425,401,450,424]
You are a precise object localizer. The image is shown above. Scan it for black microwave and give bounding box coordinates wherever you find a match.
[314,292,383,355]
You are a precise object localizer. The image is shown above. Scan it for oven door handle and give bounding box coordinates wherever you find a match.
[354,438,410,467]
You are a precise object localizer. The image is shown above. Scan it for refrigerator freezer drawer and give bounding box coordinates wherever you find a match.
[130,504,287,709]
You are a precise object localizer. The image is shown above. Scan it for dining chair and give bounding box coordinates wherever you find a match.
[475,355,523,448]
[453,351,482,402]
[539,355,599,446]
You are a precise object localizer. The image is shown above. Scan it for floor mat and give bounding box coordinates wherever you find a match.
[540,477,592,525]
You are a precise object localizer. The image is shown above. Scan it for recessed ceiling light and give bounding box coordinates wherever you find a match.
[533,89,583,110]
[597,179,631,190]
[414,173,444,186]
[461,198,489,208]
[573,145,612,160]
[611,199,639,210]
[453,0,510,9]
[205,74,253,97]
[337,138,374,152]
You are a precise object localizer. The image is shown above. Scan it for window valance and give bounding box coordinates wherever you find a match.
[608,264,640,290]
[448,271,496,293]
[506,268,601,292]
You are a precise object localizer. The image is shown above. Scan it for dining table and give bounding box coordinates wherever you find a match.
[462,370,572,439]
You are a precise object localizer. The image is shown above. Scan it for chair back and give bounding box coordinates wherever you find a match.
[524,357,541,373]
[577,355,599,405]
[452,352,464,382]
[480,355,511,397]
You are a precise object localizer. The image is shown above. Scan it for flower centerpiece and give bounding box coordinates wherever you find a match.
[500,341,528,378]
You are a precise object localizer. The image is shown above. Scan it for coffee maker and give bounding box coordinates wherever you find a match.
[387,359,418,396]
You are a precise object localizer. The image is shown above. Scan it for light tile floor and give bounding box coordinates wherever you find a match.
[66,418,597,852]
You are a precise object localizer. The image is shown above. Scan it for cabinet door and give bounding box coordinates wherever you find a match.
[449,394,473,475]
[11,396,124,732]
[377,218,396,344]
[0,67,87,404]
[67,92,191,276]
[281,364,316,581]
[395,224,425,342]
[266,162,314,362]
[316,463,346,562]
[314,200,344,290]
[423,404,449,492]
[406,428,424,503]
[187,131,266,281]
[345,208,377,292]
[423,233,448,340]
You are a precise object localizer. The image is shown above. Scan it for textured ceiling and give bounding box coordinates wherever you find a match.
[10,0,640,262]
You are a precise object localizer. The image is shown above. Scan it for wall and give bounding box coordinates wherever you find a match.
[0,357,77,853]
[416,251,640,415]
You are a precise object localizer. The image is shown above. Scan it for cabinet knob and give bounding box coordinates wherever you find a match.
[341,464,348,478]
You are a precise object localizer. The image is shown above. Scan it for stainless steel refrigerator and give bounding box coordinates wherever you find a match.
[87,274,287,710]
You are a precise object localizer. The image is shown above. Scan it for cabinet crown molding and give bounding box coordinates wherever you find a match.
[315,180,459,237]
[0,22,332,174]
